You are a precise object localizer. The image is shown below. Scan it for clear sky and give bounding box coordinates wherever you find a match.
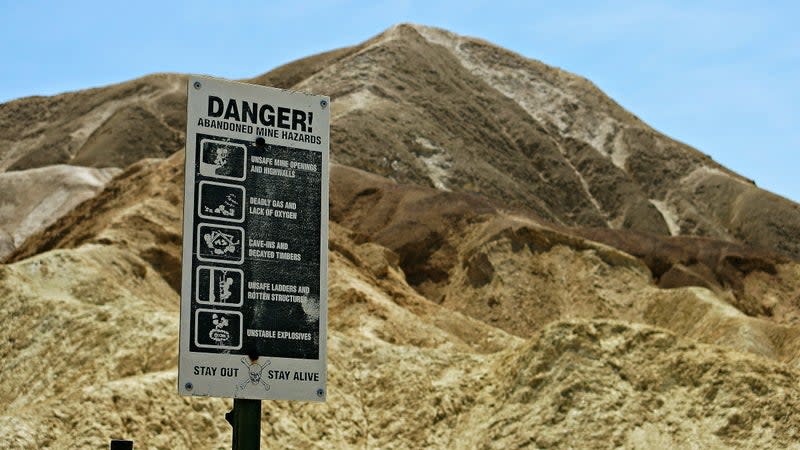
[1,1,797,202]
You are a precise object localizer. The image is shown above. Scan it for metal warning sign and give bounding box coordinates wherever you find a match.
[178,76,329,402]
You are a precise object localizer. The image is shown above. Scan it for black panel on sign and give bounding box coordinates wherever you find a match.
[197,223,245,264]
[189,133,322,360]
[198,181,245,222]
[199,139,246,180]
[196,266,243,306]
[195,309,243,350]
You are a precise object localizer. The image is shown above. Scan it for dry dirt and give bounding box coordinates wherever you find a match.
[1,23,800,449]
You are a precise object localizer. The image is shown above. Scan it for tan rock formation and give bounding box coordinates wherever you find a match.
[0,165,119,259]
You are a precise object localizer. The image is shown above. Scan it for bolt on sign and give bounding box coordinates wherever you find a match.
[179,76,329,402]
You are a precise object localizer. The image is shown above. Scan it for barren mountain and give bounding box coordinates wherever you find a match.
[4,25,798,259]
[294,24,800,259]
[0,74,185,171]
[2,24,800,449]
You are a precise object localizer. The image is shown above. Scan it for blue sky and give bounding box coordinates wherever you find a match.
[1,1,797,202]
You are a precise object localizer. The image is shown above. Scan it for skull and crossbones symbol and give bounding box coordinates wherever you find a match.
[237,357,270,392]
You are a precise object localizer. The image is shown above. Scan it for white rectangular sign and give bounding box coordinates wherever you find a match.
[178,76,329,402]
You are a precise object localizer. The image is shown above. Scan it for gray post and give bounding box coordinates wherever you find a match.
[225,398,261,450]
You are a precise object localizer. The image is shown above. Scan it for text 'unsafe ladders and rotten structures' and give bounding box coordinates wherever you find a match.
[178,76,329,402]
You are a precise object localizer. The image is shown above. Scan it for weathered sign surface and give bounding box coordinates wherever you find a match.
[178,76,329,401]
